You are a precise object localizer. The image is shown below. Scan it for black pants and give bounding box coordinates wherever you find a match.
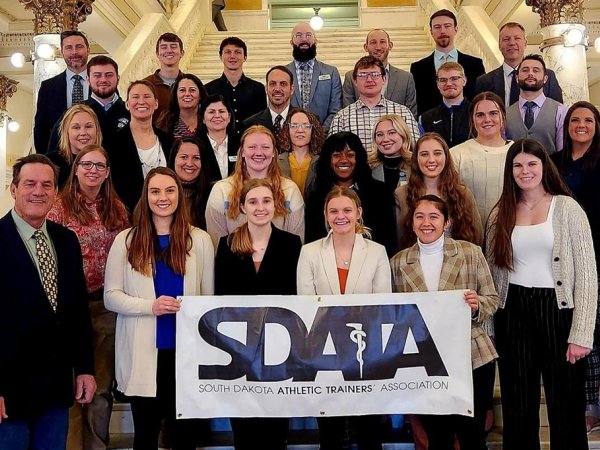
[495,284,588,450]
[128,349,211,450]
[317,415,383,450]
[230,417,288,449]
[419,361,494,450]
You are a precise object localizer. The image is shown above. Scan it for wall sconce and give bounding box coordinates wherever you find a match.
[0,114,20,132]
[595,37,600,53]
[310,8,324,31]
[10,43,59,68]
[540,27,588,51]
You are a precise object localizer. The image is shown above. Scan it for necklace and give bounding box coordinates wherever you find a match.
[520,194,549,210]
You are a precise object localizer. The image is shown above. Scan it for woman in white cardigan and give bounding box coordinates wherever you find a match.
[104,167,214,450]
[297,185,391,450]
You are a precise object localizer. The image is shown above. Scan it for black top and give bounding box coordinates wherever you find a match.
[205,73,267,133]
[215,225,302,295]
[0,213,93,420]
[104,124,174,213]
[47,152,73,190]
[197,131,239,183]
[305,180,397,256]
[420,100,471,147]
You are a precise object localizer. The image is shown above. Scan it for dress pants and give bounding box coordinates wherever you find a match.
[0,406,69,450]
[495,284,588,450]
[317,415,383,450]
[419,361,494,450]
[128,349,211,450]
[584,282,600,406]
[230,417,288,449]
[67,297,116,450]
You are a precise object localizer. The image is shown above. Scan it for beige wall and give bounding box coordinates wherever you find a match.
[367,0,416,5]
[226,0,262,10]
[6,88,33,162]
[590,82,600,108]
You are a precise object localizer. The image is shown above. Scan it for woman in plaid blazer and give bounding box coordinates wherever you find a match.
[390,194,498,450]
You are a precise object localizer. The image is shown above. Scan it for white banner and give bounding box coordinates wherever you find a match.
[176,291,473,418]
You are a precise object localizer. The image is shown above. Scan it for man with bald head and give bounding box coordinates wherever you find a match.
[286,22,342,132]
[342,29,417,116]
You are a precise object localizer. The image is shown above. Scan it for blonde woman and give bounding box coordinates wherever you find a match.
[368,114,413,192]
[48,104,102,188]
[205,125,305,247]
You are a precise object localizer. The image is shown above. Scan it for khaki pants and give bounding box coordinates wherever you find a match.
[67,299,116,450]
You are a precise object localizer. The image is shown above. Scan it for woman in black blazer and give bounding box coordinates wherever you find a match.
[215,178,302,450]
[104,80,173,213]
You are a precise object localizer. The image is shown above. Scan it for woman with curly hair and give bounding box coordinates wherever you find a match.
[205,125,305,247]
[395,132,482,249]
[48,104,102,188]
[277,108,324,197]
[156,74,207,138]
[368,114,413,193]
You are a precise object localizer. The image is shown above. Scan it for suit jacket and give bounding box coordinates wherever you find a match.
[104,124,174,213]
[342,64,418,117]
[197,131,239,183]
[0,212,93,419]
[410,51,485,116]
[243,108,277,134]
[474,65,563,106]
[105,227,214,396]
[215,225,302,295]
[390,237,498,369]
[34,71,68,154]
[297,232,392,295]
[286,60,342,131]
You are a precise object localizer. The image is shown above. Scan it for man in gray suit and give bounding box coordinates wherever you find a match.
[286,22,342,132]
[475,22,563,107]
[342,29,417,117]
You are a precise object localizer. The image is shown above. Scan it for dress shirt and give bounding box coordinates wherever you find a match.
[517,93,568,152]
[90,92,119,112]
[11,209,56,279]
[269,105,290,124]
[208,134,229,179]
[328,96,420,152]
[434,48,458,71]
[502,62,517,107]
[294,59,315,84]
[66,68,89,107]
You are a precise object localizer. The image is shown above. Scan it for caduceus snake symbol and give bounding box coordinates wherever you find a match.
[346,323,366,378]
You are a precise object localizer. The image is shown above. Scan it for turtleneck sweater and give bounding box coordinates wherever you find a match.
[417,233,444,292]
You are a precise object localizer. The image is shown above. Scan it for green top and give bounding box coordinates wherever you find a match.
[11,208,57,279]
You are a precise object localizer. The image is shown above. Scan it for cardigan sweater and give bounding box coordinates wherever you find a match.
[104,227,214,397]
[485,195,597,348]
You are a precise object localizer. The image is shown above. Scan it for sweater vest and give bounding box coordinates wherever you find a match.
[506,97,560,154]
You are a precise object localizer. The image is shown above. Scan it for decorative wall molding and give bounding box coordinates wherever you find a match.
[18,0,95,34]
[0,32,35,49]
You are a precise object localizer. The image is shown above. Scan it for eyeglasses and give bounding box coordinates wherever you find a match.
[77,161,108,172]
[293,32,314,40]
[356,71,382,80]
[436,75,463,84]
[288,123,312,130]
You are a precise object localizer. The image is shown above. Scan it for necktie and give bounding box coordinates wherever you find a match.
[524,101,536,129]
[72,74,84,105]
[274,114,283,135]
[300,62,311,109]
[509,70,520,106]
[34,229,58,312]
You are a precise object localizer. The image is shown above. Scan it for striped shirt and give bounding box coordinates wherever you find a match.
[328,97,420,152]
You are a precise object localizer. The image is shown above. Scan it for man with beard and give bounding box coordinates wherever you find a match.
[420,62,471,147]
[286,22,342,132]
[34,31,90,154]
[46,55,130,154]
[410,9,485,116]
[506,54,567,154]
[342,29,417,117]
[243,65,294,136]
[475,22,563,107]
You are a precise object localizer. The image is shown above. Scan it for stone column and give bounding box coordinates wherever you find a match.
[527,0,588,105]
[0,76,19,189]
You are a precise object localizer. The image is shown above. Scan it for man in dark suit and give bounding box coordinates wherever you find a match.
[474,22,563,107]
[34,30,90,154]
[342,29,417,116]
[0,154,95,449]
[286,22,342,132]
[410,9,485,116]
[243,65,295,136]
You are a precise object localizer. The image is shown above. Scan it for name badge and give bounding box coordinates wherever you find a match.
[228,156,238,162]
[318,74,331,81]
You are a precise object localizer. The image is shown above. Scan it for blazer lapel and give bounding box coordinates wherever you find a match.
[288,62,302,106]
[402,244,428,292]
[437,238,461,291]
[493,67,506,102]
[183,236,197,296]
[386,66,400,99]
[320,234,341,294]
[309,60,321,103]
[345,234,368,294]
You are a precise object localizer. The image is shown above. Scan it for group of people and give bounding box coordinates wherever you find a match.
[1,7,599,450]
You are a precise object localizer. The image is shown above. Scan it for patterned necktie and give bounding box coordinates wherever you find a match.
[34,229,58,312]
[509,69,520,105]
[300,62,311,109]
[524,101,536,129]
[274,114,283,135]
[72,74,84,105]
